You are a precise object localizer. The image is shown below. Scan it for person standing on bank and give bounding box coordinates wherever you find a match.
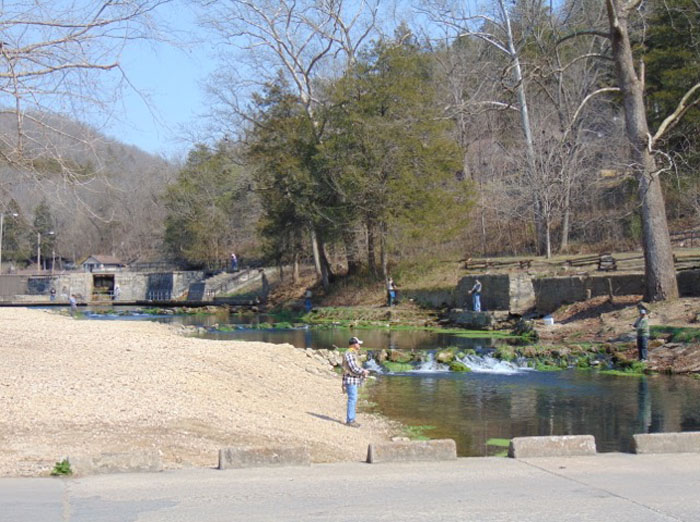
[386,277,396,307]
[468,279,482,312]
[633,307,650,361]
[342,336,369,427]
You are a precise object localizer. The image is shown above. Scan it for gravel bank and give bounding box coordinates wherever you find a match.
[0,308,394,476]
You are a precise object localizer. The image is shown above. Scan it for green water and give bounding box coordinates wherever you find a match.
[368,370,700,456]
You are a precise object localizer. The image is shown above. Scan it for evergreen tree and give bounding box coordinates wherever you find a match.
[32,200,56,270]
[244,77,328,271]
[2,200,31,266]
[163,143,259,269]
[321,32,471,275]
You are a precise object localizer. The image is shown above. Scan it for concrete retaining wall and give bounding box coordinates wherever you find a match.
[508,435,597,458]
[366,439,457,463]
[457,275,512,311]
[23,273,92,301]
[678,270,700,297]
[400,287,455,309]
[68,450,163,476]
[533,274,645,314]
[0,270,205,302]
[218,446,311,469]
[633,432,700,454]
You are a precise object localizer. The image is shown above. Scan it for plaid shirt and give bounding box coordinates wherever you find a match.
[342,349,366,387]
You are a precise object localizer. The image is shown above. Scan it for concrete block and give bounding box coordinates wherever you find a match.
[366,439,457,463]
[218,446,311,469]
[508,435,597,458]
[68,450,163,476]
[633,432,700,454]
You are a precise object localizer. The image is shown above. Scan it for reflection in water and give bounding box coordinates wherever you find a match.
[636,378,652,434]
[368,371,700,457]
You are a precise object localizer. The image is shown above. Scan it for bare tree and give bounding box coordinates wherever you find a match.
[603,0,700,300]
[0,0,171,178]
[420,0,556,255]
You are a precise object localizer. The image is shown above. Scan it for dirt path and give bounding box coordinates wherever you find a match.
[0,308,394,477]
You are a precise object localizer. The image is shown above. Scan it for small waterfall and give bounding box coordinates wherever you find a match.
[411,352,449,373]
[458,354,529,375]
[365,359,385,374]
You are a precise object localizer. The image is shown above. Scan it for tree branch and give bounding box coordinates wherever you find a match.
[557,30,610,46]
[651,82,700,146]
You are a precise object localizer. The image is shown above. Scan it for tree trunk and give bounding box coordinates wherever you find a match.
[343,226,361,276]
[318,238,331,290]
[379,220,388,280]
[606,0,678,301]
[501,0,545,255]
[293,252,300,283]
[310,227,322,279]
[560,176,571,253]
[367,219,377,276]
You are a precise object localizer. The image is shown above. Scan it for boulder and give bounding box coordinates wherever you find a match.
[388,349,412,363]
[436,350,455,363]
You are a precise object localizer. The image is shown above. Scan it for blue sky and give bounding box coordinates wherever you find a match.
[106,5,215,159]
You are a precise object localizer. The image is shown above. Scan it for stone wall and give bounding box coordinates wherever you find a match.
[114,271,204,301]
[0,270,205,302]
[174,271,204,298]
[400,287,455,308]
[532,274,645,314]
[28,273,93,300]
[678,270,700,297]
[457,275,509,311]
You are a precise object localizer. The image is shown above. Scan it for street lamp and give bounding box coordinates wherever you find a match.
[0,212,18,274]
[37,230,54,273]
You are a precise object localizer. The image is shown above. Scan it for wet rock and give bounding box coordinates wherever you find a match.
[436,350,455,363]
[388,349,412,363]
[449,361,471,372]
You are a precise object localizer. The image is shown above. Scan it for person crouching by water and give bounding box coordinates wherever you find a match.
[633,307,650,361]
[342,336,369,427]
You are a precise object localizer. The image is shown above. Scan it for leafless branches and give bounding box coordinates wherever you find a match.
[0,0,171,181]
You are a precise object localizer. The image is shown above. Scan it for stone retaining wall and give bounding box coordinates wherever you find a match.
[678,270,700,297]
[0,270,204,302]
[533,274,645,314]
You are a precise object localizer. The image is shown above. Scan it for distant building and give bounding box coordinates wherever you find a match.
[81,255,125,273]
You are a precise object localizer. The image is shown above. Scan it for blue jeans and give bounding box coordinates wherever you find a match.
[472,293,481,312]
[637,336,649,360]
[346,384,358,423]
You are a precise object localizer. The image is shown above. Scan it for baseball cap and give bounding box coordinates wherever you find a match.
[349,336,363,345]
